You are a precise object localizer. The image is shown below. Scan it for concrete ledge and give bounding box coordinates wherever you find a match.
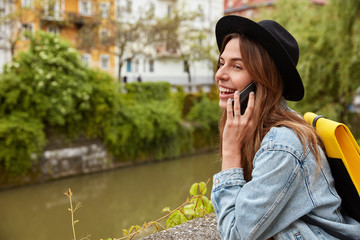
[141,214,220,240]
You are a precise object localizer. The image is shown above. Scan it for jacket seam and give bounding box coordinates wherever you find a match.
[246,150,302,240]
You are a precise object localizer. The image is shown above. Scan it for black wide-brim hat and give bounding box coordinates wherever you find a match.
[216,15,304,101]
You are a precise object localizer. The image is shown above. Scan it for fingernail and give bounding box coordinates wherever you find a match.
[227,98,231,102]
[235,90,239,95]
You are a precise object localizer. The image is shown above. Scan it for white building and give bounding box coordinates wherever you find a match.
[116,0,224,91]
[0,0,13,73]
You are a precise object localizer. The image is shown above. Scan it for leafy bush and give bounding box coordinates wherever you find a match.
[0,112,45,175]
[124,81,171,101]
[1,31,115,136]
[186,95,220,131]
[0,31,119,174]
[103,99,193,161]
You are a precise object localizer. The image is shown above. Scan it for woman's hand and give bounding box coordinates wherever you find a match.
[222,91,255,170]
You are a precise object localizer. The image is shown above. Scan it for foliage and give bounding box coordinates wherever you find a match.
[263,0,360,124]
[124,82,171,101]
[0,112,45,175]
[186,95,220,131]
[1,31,115,136]
[120,180,213,240]
[0,31,219,176]
[103,98,193,161]
[164,181,214,228]
[0,31,119,174]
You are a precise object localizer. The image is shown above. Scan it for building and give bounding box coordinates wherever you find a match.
[224,0,327,17]
[0,0,13,72]
[0,0,224,91]
[224,0,275,17]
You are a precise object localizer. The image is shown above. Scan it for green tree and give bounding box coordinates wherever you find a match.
[263,0,360,123]
[0,31,118,174]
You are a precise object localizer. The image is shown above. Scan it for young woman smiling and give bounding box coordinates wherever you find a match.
[211,15,360,240]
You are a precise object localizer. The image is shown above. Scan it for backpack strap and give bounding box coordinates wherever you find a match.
[311,115,324,127]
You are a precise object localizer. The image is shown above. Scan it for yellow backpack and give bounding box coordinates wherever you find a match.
[304,112,360,222]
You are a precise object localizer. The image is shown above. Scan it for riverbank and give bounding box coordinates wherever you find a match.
[0,145,218,191]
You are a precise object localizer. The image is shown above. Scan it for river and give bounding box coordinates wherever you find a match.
[0,151,221,240]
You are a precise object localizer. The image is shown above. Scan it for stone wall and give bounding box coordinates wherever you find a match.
[40,139,111,178]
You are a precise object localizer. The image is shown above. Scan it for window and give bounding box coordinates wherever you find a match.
[46,0,60,18]
[22,23,34,39]
[115,0,122,20]
[100,29,109,45]
[99,2,109,18]
[149,2,155,15]
[21,0,32,8]
[148,32,154,42]
[126,59,132,72]
[149,59,154,72]
[0,1,5,13]
[126,0,132,13]
[100,55,109,69]
[167,5,172,17]
[47,26,60,35]
[198,6,204,21]
[79,0,91,16]
[135,59,139,73]
[125,31,132,41]
[81,54,91,67]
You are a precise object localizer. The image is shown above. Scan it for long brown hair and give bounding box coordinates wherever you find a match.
[218,34,321,181]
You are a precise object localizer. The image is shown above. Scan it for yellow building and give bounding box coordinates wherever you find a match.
[11,0,116,76]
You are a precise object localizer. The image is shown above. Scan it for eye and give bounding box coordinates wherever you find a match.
[233,64,243,70]
[218,62,224,68]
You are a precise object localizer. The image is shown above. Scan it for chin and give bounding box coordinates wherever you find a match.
[219,100,227,110]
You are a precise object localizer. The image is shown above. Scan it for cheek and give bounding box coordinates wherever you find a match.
[233,75,252,91]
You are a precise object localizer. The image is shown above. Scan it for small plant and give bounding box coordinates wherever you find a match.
[164,180,214,228]
[120,179,214,240]
[64,188,91,240]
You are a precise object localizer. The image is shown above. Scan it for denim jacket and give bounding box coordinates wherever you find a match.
[211,126,360,240]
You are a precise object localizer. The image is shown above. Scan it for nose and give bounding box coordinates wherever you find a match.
[215,66,229,82]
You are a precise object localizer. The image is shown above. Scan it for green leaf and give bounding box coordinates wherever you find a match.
[199,181,207,195]
[189,183,198,196]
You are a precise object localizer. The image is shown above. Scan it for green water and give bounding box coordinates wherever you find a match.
[0,151,221,240]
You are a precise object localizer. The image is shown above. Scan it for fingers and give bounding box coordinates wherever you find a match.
[243,92,255,118]
[226,91,241,120]
[233,91,241,118]
[226,98,233,120]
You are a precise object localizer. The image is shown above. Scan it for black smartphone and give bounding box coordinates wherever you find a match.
[232,82,257,115]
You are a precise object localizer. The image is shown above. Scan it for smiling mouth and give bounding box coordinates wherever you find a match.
[219,86,236,94]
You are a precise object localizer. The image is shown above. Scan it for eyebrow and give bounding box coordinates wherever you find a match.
[219,57,243,62]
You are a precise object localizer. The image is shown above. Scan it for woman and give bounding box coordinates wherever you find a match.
[211,15,360,240]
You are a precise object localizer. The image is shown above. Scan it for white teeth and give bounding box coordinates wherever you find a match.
[219,87,235,93]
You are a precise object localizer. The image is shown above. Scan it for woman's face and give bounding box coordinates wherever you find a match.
[216,38,252,110]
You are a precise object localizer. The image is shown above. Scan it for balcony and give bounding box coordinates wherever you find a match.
[40,9,65,23]
[41,10,99,28]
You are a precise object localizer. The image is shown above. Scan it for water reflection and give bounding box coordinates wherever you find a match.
[0,151,220,240]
